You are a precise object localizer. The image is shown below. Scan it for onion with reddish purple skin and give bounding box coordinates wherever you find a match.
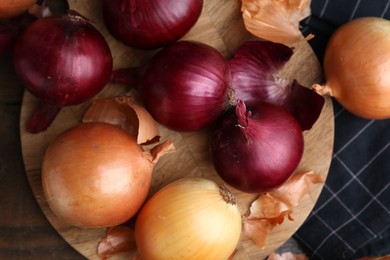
[140,40,232,132]
[116,39,322,132]
[229,40,324,130]
[102,0,203,50]
[210,100,304,193]
[13,11,113,133]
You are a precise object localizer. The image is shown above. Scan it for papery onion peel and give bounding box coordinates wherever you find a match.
[98,225,137,260]
[243,171,325,248]
[83,96,160,145]
[241,0,314,44]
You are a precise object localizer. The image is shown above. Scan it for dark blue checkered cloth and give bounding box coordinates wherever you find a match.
[292,0,390,259]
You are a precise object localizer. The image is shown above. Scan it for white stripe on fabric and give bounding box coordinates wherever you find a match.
[349,0,362,20]
[381,1,390,17]
[311,212,355,255]
[334,107,345,118]
[319,0,330,17]
[301,16,312,35]
[312,180,390,256]
[313,142,389,215]
[354,181,390,216]
[336,144,390,214]
[325,175,376,236]
[333,120,375,157]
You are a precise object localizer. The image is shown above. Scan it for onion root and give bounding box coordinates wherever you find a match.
[26,102,61,133]
[312,83,333,96]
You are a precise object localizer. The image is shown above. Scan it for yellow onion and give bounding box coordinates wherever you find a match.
[313,17,390,119]
[0,0,36,18]
[134,177,242,260]
[42,122,174,228]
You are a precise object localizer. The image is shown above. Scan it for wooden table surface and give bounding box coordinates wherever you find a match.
[0,55,84,259]
[1,1,334,259]
[0,55,331,260]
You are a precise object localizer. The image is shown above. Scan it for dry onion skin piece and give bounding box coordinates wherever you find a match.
[241,0,314,44]
[83,96,160,145]
[243,171,325,248]
[97,225,137,260]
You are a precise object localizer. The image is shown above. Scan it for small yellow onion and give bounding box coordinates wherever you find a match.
[134,177,242,260]
[313,17,390,119]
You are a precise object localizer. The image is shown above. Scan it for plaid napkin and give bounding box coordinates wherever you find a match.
[293,0,390,259]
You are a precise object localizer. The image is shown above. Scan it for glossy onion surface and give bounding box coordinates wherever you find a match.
[42,122,154,228]
[13,11,113,106]
[102,0,203,49]
[211,101,304,193]
[141,40,231,132]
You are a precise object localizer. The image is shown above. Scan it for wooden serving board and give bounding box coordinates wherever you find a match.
[20,0,334,259]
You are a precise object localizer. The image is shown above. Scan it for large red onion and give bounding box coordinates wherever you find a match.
[140,40,232,132]
[210,100,304,193]
[229,40,324,130]
[13,10,113,133]
[102,0,203,50]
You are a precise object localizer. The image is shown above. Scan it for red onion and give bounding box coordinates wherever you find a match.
[210,100,304,193]
[0,12,36,55]
[13,11,113,133]
[229,40,324,130]
[140,40,232,132]
[102,0,203,50]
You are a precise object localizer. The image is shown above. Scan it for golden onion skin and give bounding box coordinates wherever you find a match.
[316,17,390,119]
[0,0,36,18]
[134,177,242,260]
[42,122,154,228]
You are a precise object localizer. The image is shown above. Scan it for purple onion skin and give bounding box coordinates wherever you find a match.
[230,41,293,103]
[210,100,304,193]
[102,0,203,50]
[283,80,325,131]
[13,11,113,106]
[229,40,325,131]
[141,40,231,132]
